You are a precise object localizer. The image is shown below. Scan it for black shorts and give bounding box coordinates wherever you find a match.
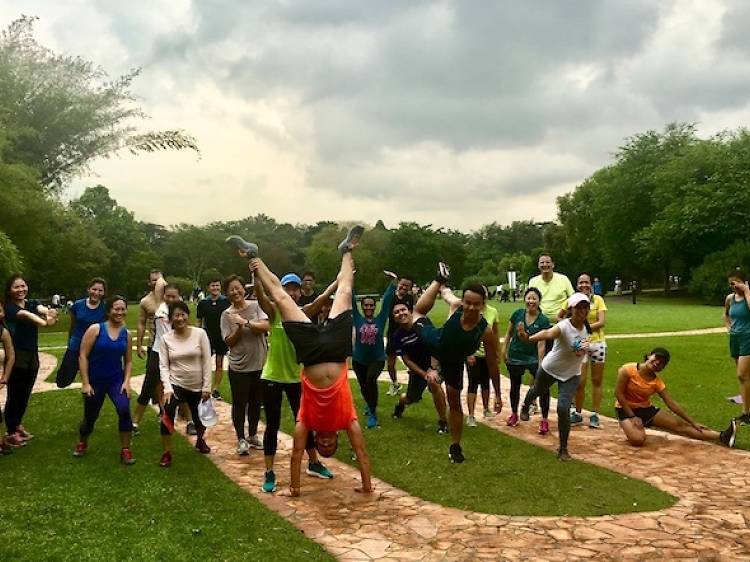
[616,406,660,427]
[405,373,428,403]
[283,311,353,367]
[137,349,162,406]
[207,331,228,356]
[439,361,464,391]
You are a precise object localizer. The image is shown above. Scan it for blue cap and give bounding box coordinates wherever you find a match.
[280,273,302,286]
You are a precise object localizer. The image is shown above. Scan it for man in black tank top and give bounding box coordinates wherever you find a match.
[411,263,500,464]
[385,274,415,395]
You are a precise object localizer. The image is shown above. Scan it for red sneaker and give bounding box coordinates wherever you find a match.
[72,441,87,457]
[195,438,211,454]
[159,451,172,468]
[120,448,136,465]
[6,433,27,448]
[17,426,34,441]
[539,419,550,435]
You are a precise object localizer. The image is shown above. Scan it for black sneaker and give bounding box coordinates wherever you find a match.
[720,418,737,448]
[225,235,258,258]
[186,421,198,436]
[449,443,464,463]
[435,262,451,283]
[338,225,364,254]
[437,420,449,434]
[211,389,223,401]
[557,448,572,461]
[520,405,530,422]
[736,412,750,426]
[392,402,405,419]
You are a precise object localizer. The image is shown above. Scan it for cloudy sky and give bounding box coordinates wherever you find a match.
[3,1,750,231]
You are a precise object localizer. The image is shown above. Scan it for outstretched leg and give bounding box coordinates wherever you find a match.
[414,281,443,317]
[251,258,309,323]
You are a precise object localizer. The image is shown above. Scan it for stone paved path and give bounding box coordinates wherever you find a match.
[15,353,750,561]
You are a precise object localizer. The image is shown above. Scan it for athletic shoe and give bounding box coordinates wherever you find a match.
[720,418,737,448]
[557,448,572,461]
[736,412,750,425]
[120,448,136,465]
[131,422,140,436]
[248,435,263,449]
[493,400,502,414]
[364,405,372,416]
[392,401,406,419]
[436,262,451,283]
[307,461,333,479]
[225,235,258,258]
[186,421,198,436]
[466,415,477,427]
[589,414,601,429]
[539,419,550,435]
[570,411,584,426]
[448,443,465,464]
[529,401,538,416]
[195,438,211,454]
[72,441,87,457]
[506,413,519,427]
[211,389,223,401]
[366,413,379,429]
[437,420,449,434]
[387,381,402,396]
[16,426,34,440]
[159,451,172,468]
[6,433,27,448]
[237,438,250,456]
[338,225,365,254]
[520,406,530,422]
[0,443,14,455]
[483,409,494,418]
[262,470,277,493]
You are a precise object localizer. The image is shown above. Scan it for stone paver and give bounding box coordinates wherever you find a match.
[16,353,750,561]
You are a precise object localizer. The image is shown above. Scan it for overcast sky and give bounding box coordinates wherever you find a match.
[3,1,750,231]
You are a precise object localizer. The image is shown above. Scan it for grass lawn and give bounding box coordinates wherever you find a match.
[0,391,333,562]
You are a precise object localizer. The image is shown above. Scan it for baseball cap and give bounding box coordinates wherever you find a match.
[198,398,219,427]
[567,292,590,308]
[648,347,671,365]
[280,273,302,286]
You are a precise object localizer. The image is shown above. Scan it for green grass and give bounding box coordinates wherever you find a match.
[0,391,333,562]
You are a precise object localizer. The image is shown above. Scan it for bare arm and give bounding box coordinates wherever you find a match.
[347,421,372,493]
[590,309,606,332]
[79,324,100,396]
[289,422,308,496]
[67,310,77,341]
[482,327,501,383]
[137,302,147,356]
[521,324,561,343]
[658,388,700,430]
[253,278,277,322]
[122,332,133,397]
[0,330,14,384]
[614,366,638,422]
[403,355,439,384]
[154,274,167,305]
[501,321,513,363]
[15,309,49,328]
[302,278,338,319]
[724,295,733,330]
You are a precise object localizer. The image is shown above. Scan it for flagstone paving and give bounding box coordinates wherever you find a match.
[14,353,750,561]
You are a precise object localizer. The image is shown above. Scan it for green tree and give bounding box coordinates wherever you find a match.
[0,230,23,282]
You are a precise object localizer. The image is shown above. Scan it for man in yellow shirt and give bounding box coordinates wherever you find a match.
[528,254,574,321]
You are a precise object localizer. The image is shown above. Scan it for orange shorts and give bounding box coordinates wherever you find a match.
[298,364,357,432]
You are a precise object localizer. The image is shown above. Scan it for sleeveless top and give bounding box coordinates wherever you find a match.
[88,322,128,383]
[729,297,750,334]
[441,307,488,363]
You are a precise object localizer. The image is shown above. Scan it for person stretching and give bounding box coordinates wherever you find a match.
[158,301,213,467]
[615,347,737,447]
[410,264,500,463]
[238,226,372,496]
[73,296,135,464]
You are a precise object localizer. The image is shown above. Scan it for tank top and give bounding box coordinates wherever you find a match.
[441,308,488,363]
[88,322,128,383]
[729,297,750,334]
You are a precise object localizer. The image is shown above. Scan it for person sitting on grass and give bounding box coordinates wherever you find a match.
[615,347,738,448]
[0,301,16,454]
[233,226,372,497]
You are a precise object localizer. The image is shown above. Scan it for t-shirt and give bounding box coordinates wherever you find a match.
[615,362,666,409]
[541,318,588,381]
[220,301,269,372]
[475,304,500,358]
[729,297,750,334]
[298,366,357,432]
[528,273,574,319]
[262,314,303,384]
[387,292,415,336]
[506,309,551,365]
[159,328,212,394]
[68,299,106,352]
[352,284,396,364]
[196,295,230,340]
[560,294,607,343]
[4,299,41,352]
[152,302,171,354]
[391,326,432,372]
[298,291,320,307]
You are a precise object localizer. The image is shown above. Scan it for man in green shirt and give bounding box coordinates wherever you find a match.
[528,253,574,321]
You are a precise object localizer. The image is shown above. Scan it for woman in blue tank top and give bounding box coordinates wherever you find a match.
[724,269,750,425]
[73,296,135,465]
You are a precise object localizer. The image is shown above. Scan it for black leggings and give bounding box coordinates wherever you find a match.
[161,385,205,436]
[5,358,39,434]
[352,360,384,414]
[466,356,490,394]
[507,363,549,415]
[228,368,262,440]
[261,380,314,456]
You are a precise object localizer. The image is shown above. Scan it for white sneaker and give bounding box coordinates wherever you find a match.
[483,409,494,418]
[237,439,250,456]
[248,435,263,449]
[466,415,477,427]
[388,382,401,396]
[529,402,538,416]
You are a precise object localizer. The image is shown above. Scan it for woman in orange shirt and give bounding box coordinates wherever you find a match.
[616,347,737,447]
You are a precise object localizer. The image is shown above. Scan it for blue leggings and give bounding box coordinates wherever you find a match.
[79,377,133,438]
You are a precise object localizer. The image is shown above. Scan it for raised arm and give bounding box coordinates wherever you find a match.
[302,278,338,319]
[14,309,51,328]
[154,274,167,305]
[253,277,277,322]
[376,282,397,322]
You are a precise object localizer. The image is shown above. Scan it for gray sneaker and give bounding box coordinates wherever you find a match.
[237,438,250,456]
[338,225,364,254]
[225,235,258,258]
[248,435,263,449]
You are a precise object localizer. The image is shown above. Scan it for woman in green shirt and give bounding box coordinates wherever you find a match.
[724,269,750,425]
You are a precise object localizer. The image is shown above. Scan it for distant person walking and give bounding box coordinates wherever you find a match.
[724,269,750,425]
